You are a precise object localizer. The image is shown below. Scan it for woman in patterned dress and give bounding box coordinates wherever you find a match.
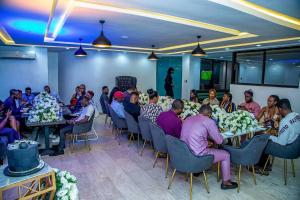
[140,89,163,124]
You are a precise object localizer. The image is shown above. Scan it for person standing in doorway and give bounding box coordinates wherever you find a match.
[164,67,174,98]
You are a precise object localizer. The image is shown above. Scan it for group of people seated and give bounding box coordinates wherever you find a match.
[0,86,60,144]
[100,86,299,190]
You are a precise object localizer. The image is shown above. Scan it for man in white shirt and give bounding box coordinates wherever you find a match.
[51,96,94,156]
[270,99,300,145]
[86,90,99,118]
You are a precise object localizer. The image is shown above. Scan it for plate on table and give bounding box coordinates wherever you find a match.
[222,131,234,137]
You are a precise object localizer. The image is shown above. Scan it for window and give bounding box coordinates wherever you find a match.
[200,58,231,90]
[236,52,264,84]
[232,47,300,88]
[264,48,300,87]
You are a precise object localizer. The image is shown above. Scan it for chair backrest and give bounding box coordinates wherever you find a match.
[124,111,140,133]
[149,123,168,153]
[138,116,152,141]
[265,134,300,159]
[240,134,270,165]
[108,105,127,129]
[104,101,111,117]
[72,111,95,134]
[165,135,214,173]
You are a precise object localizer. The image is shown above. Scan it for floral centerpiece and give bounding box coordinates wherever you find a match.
[181,100,201,119]
[211,105,259,134]
[139,92,149,105]
[28,92,60,123]
[54,168,79,200]
[158,96,174,111]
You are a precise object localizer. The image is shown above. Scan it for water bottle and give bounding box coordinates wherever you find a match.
[59,107,63,120]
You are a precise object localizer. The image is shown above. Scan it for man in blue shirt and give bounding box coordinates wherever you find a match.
[4,89,21,119]
[22,87,35,105]
[111,91,125,118]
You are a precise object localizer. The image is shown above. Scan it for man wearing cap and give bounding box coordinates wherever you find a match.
[111,91,125,118]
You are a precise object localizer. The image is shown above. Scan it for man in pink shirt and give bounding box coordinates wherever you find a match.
[181,105,238,189]
[239,89,261,118]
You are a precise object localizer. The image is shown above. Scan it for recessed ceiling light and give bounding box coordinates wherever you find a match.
[121,35,128,39]
[256,44,261,47]
[220,56,224,59]
[225,47,230,51]
[66,47,70,50]
[246,59,250,62]
[97,49,101,51]
[269,58,273,61]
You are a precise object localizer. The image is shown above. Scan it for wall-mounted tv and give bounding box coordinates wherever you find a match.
[201,70,212,80]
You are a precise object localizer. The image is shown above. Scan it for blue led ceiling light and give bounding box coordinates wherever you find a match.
[8,19,69,35]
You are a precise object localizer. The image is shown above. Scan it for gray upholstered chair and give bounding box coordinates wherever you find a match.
[138,116,152,156]
[149,122,169,178]
[165,135,214,200]
[104,101,112,127]
[0,136,8,165]
[124,111,140,148]
[263,135,300,185]
[108,105,127,145]
[223,134,270,192]
[69,111,95,152]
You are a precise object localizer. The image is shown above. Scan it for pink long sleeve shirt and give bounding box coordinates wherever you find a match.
[240,101,261,118]
[180,114,223,155]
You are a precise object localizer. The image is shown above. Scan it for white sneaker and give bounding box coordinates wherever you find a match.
[49,134,57,139]
[51,137,60,144]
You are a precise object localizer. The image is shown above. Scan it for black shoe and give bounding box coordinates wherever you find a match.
[193,173,201,177]
[221,182,238,190]
[50,149,64,156]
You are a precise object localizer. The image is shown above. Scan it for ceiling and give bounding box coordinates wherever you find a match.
[0,0,300,56]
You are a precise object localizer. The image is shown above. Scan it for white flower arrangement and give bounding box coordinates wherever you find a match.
[211,105,259,134]
[181,100,201,119]
[28,92,60,123]
[158,96,174,111]
[139,92,149,105]
[53,168,79,200]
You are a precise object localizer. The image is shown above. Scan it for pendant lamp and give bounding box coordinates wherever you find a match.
[148,45,159,60]
[192,35,206,56]
[92,20,111,48]
[74,38,87,57]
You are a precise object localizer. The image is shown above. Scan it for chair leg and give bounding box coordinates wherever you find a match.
[117,129,121,145]
[291,159,295,178]
[153,152,159,168]
[203,171,209,193]
[168,169,176,189]
[217,162,221,182]
[140,140,147,156]
[165,154,169,178]
[86,133,91,151]
[128,133,133,147]
[252,165,256,185]
[104,115,108,125]
[262,155,271,173]
[237,164,242,193]
[189,173,193,200]
[109,119,112,128]
[284,159,287,185]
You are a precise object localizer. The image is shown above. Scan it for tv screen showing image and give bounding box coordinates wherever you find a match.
[201,70,212,80]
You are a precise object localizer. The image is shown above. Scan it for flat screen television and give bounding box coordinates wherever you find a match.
[201,70,212,80]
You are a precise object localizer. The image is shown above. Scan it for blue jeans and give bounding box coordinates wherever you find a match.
[0,128,20,143]
[58,125,73,150]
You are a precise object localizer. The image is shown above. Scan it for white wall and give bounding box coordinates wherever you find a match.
[230,84,300,113]
[58,50,156,105]
[48,52,59,93]
[0,46,48,100]
[181,54,201,99]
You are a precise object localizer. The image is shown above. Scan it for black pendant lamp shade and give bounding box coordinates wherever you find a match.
[192,35,206,56]
[148,45,159,60]
[74,38,87,57]
[93,20,111,48]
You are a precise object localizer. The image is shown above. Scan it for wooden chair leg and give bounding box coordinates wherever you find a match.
[217,162,221,182]
[168,169,176,189]
[203,170,209,193]
[153,152,159,168]
[189,173,193,200]
[262,155,271,173]
[140,140,147,156]
[252,165,256,185]
[165,154,169,178]
[237,164,242,193]
[291,159,295,177]
[128,133,133,147]
[284,159,287,185]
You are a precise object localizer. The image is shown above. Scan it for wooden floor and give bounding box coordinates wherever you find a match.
[4,115,300,200]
